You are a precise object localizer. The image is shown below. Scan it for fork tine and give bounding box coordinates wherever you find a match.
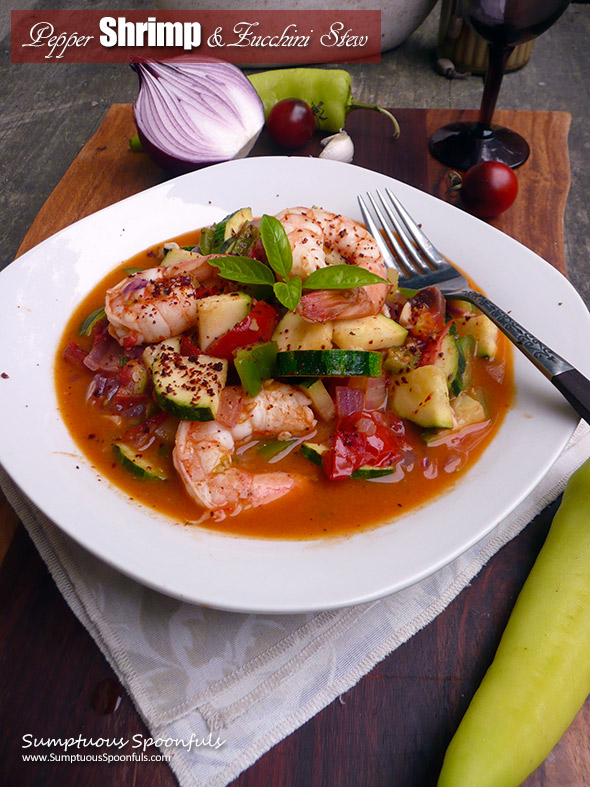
[384,187,447,268]
[359,194,413,279]
[375,190,432,274]
[357,195,404,276]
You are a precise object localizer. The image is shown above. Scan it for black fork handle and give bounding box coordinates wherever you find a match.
[552,370,590,425]
[460,290,590,424]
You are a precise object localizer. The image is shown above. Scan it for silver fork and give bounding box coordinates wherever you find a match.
[358,186,590,425]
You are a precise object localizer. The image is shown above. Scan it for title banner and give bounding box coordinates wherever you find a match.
[11,10,381,64]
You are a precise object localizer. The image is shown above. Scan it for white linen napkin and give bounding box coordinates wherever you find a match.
[2,420,590,787]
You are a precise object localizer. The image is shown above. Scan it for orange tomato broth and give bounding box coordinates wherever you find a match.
[55,229,513,540]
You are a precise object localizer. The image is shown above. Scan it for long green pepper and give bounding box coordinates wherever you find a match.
[248,68,400,138]
[438,455,590,787]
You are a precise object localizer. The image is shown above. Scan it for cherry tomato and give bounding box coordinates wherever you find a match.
[322,410,402,481]
[459,161,519,219]
[266,99,316,149]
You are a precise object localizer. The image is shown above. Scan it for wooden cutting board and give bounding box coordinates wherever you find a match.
[2,105,583,787]
[16,105,570,272]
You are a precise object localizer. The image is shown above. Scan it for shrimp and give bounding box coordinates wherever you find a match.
[275,207,390,322]
[104,254,222,347]
[173,382,316,520]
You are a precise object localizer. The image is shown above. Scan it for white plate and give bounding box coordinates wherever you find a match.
[0,157,587,613]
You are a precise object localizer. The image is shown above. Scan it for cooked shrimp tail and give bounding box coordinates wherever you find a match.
[173,383,316,520]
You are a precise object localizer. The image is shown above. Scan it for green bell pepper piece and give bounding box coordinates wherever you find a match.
[234,341,278,398]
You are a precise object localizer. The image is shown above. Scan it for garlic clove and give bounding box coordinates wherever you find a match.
[318,130,354,163]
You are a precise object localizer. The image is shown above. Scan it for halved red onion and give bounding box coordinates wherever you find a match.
[131,55,265,173]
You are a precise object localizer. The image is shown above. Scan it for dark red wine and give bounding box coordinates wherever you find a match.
[462,0,570,46]
[430,0,569,170]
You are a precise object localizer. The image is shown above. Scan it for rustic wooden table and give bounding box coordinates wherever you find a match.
[1,102,589,787]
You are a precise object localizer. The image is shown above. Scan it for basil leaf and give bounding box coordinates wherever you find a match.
[303,264,388,290]
[273,277,302,311]
[79,307,106,336]
[260,214,293,280]
[208,256,275,286]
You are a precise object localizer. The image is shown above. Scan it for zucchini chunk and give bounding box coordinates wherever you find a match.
[456,314,499,358]
[272,311,333,351]
[161,247,202,268]
[297,379,336,421]
[142,336,181,369]
[276,349,382,377]
[455,335,476,392]
[390,365,454,429]
[151,349,228,421]
[452,391,487,425]
[383,343,421,375]
[223,207,253,241]
[300,441,328,465]
[332,314,407,351]
[422,392,488,445]
[434,330,466,396]
[113,442,168,481]
[199,208,253,254]
[196,292,252,350]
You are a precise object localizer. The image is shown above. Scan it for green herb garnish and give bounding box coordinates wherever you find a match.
[303,265,388,290]
[207,213,388,311]
[208,256,276,286]
[79,307,106,336]
[260,214,293,280]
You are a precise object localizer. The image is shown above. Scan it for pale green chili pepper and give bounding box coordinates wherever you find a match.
[438,456,590,787]
[248,68,400,138]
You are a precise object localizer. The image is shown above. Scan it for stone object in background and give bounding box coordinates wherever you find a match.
[157,0,438,52]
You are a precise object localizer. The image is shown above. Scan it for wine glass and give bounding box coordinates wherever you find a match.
[429,0,570,170]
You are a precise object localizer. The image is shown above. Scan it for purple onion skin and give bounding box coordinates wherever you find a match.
[134,125,207,175]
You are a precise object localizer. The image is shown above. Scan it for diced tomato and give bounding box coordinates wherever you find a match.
[180,333,202,357]
[207,301,278,360]
[63,342,89,370]
[322,410,403,481]
[403,286,446,340]
[194,284,220,299]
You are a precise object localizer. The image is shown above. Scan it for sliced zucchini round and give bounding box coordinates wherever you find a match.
[276,349,382,377]
[113,442,168,481]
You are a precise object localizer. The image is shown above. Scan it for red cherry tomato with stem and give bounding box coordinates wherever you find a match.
[458,161,519,219]
[266,98,316,149]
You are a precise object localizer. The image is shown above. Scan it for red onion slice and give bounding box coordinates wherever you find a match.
[131,56,265,172]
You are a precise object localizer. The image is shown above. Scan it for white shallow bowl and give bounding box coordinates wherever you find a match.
[0,157,586,613]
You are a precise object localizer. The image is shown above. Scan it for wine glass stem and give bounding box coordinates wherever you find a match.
[477,44,514,130]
